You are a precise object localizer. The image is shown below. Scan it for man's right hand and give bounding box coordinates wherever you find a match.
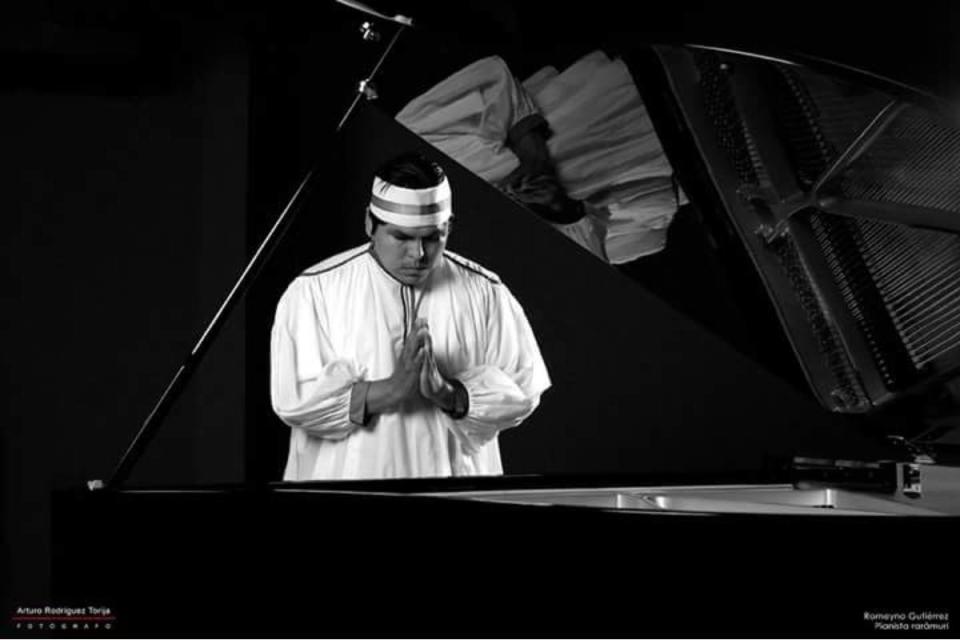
[361,320,429,416]
[388,319,430,404]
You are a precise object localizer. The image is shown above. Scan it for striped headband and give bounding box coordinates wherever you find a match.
[369,176,452,227]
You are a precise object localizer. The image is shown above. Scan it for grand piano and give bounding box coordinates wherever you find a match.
[52,3,960,635]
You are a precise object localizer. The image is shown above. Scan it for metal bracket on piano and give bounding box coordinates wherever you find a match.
[885,436,938,499]
[789,456,900,493]
[747,188,815,243]
[791,442,936,499]
[359,21,380,42]
[358,79,378,101]
[335,20,405,131]
[751,100,908,245]
[886,435,937,465]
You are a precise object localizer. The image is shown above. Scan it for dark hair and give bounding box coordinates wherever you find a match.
[369,152,447,233]
[375,151,445,189]
[368,210,387,233]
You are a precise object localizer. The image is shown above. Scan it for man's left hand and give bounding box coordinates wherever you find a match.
[419,330,457,412]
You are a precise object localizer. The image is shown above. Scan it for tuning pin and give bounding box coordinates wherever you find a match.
[359,21,381,42]
[359,79,379,101]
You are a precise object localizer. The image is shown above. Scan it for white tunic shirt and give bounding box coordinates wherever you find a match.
[271,244,551,480]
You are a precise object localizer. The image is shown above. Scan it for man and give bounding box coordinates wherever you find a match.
[270,152,551,480]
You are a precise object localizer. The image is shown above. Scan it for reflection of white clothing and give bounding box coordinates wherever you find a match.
[396,52,688,264]
[395,56,539,183]
[271,245,550,480]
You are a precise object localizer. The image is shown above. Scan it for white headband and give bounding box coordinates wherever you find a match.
[369,176,452,227]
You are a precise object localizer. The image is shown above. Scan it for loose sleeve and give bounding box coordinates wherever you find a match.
[270,281,365,440]
[448,284,551,454]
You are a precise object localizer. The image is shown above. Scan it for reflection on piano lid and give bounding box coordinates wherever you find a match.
[392,41,960,425]
[394,51,687,265]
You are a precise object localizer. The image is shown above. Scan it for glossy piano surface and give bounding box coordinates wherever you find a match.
[270,465,960,516]
[424,484,948,516]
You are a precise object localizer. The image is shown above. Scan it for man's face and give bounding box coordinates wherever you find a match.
[370,220,450,286]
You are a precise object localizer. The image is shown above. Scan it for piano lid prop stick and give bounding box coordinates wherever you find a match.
[334,0,414,26]
[96,9,413,491]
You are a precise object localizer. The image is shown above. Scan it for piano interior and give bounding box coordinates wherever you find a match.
[652,45,960,417]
